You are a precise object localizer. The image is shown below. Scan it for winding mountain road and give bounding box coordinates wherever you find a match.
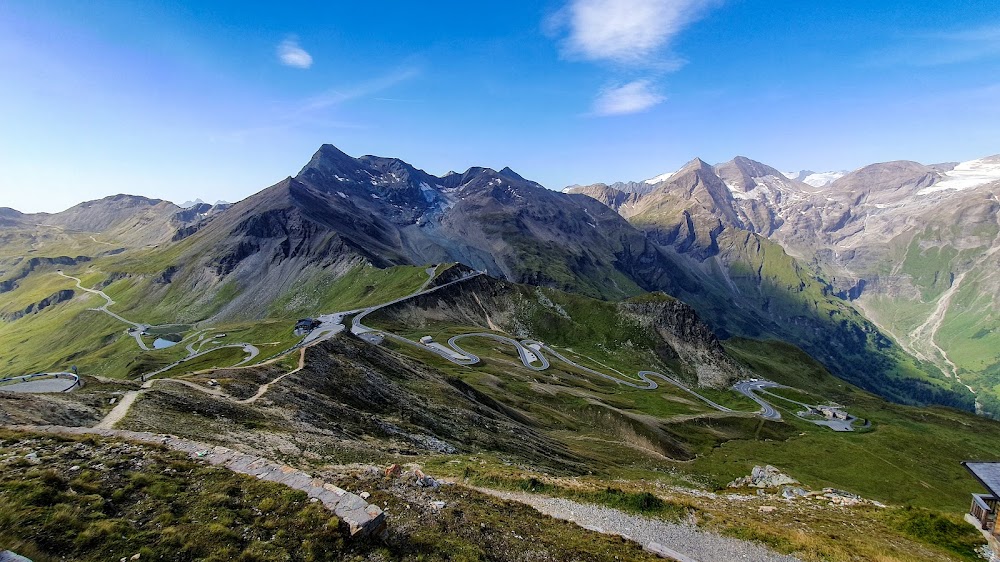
[732,381,783,420]
[57,271,143,330]
[52,271,262,380]
[94,348,307,429]
[138,343,259,381]
[0,372,81,393]
[321,270,736,416]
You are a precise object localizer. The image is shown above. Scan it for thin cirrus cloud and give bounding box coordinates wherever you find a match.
[549,0,721,117]
[871,23,1000,67]
[592,80,666,116]
[212,65,422,142]
[301,66,421,113]
[277,36,313,69]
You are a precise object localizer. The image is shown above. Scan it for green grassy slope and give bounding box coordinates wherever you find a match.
[0,255,432,378]
[855,221,1000,415]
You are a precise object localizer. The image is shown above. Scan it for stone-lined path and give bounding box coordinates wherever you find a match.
[5,424,386,537]
[477,488,802,562]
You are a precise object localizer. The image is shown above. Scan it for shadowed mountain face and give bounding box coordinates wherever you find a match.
[228,144,655,300]
[571,153,1000,413]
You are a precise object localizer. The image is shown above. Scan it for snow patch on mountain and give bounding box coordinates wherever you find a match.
[918,156,1000,195]
[782,170,845,187]
[644,170,677,185]
[801,171,846,187]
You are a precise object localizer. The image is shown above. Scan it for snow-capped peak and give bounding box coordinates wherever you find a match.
[644,170,676,185]
[918,156,1000,195]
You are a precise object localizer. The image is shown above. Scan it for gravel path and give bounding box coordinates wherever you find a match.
[94,390,142,429]
[478,488,803,562]
[239,348,305,404]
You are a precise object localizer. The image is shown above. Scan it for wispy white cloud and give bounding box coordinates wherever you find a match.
[277,36,313,69]
[548,0,720,117]
[871,23,1000,67]
[301,66,421,112]
[211,65,421,142]
[592,80,666,116]
[552,0,720,65]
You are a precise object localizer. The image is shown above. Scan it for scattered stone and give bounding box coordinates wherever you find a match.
[360,491,371,499]
[822,488,865,506]
[23,452,40,465]
[69,465,80,471]
[430,500,447,510]
[644,542,699,562]
[413,469,440,490]
[0,550,33,562]
[781,486,808,499]
[109,398,117,405]
[758,505,777,513]
[130,554,141,561]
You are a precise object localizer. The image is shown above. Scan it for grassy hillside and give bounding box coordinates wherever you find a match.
[856,221,1000,416]
[3,313,998,561]
[0,429,661,562]
[0,254,432,379]
[361,281,1000,512]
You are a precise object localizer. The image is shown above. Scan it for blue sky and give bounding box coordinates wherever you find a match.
[2,1,999,212]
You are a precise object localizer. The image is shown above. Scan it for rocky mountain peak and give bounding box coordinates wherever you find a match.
[677,157,713,175]
[300,144,357,176]
[728,156,787,180]
[498,166,526,181]
[829,160,941,194]
[0,207,25,227]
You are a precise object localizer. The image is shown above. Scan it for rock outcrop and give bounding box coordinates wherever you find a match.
[728,465,799,489]
[617,296,746,387]
[1,289,75,321]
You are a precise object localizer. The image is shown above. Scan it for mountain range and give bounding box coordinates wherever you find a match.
[3,145,998,414]
[568,153,1000,413]
[6,142,1000,561]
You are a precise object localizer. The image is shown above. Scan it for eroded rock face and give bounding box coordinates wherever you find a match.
[617,297,745,387]
[0,256,90,294]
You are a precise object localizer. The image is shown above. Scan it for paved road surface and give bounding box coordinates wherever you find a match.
[732,381,783,420]
[0,373,80,393]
